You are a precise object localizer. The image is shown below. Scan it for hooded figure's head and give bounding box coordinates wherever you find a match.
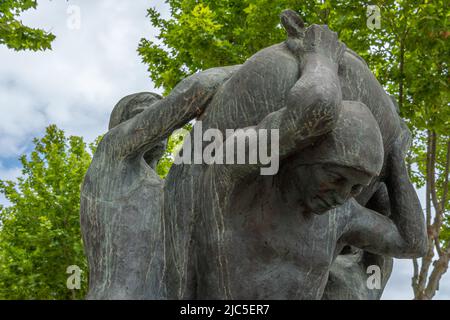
[284,100,384,214]
[109,92,166,169]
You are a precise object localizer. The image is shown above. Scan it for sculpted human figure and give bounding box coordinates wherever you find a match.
[80,67,238,299]
[173,100,425,299]
[162,10,427,299]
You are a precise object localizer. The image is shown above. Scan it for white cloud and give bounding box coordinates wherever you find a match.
[0,0,168,152]
[0,84,47,155]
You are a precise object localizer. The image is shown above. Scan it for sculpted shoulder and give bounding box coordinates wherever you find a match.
[202,42,301,131]
[81,148,163,201]
[338,47,401,151]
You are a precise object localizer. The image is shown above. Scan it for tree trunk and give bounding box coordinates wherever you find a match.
[412,133,450,300]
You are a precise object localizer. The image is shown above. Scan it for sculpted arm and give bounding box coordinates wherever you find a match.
[219,12,346,179]
[99,66,239,159]
[341,127,427,258]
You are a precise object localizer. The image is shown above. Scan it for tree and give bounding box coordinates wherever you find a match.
[0,125,95,299]
[0,0,55,51]
[139,0,449,298]
[156,123,192,178]
[374,0,449,300]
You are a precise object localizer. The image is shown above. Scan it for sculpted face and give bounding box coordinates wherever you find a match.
[294,164,373,214]
[281,101,384,215]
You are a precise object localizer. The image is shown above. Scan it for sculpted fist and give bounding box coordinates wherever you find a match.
[281,9,346,67]
[391,119,412,161]
[382,118,412,185]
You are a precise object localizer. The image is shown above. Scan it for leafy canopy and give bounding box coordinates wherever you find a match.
[0,125,95,299]
[0,0,55,51]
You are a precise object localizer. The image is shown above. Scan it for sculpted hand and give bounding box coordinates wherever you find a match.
[281,9,346,69]
[390,120,412,162]
[385,119,412,183]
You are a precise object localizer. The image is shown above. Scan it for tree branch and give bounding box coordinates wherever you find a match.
[429,131,441,214]
[412,258,420,298]
[440,140,450,213]
[424,253,450,299]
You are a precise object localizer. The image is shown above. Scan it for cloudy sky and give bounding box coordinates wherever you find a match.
[0,0,448,299]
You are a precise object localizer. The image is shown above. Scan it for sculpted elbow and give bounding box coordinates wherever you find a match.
[403,237,428,258]
[416,237,429,258]
[411,221,429,258]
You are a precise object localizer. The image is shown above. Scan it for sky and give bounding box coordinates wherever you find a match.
[0,0,448,300]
